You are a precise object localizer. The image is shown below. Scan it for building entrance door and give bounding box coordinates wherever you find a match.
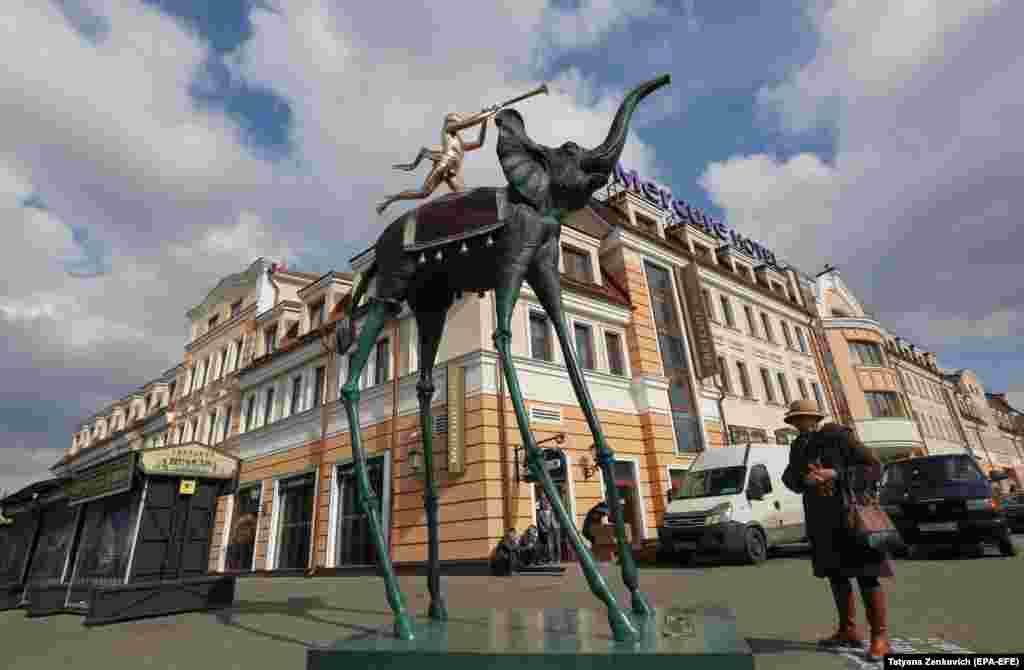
[131,477,217,582]
[336,457,385,567]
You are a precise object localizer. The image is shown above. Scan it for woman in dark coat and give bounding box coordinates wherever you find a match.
[781,399,894,661]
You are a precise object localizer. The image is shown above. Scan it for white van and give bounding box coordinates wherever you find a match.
[657,444,806,564]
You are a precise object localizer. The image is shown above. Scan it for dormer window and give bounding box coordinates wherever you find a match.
[562,245,593,283]
[231,299,243,318]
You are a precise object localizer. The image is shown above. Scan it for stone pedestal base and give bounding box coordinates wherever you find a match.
[308,605,753,669]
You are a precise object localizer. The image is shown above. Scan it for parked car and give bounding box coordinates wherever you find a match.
[880,454,1017,557]
[657,444,806,565]
[1002,491,1024,533]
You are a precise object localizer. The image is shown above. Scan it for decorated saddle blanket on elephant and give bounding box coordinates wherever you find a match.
[401,187,508,253]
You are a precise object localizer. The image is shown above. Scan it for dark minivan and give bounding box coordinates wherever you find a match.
[880,454,1017,557]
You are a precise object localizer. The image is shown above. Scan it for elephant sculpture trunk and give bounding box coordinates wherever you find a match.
[580,74,671,175]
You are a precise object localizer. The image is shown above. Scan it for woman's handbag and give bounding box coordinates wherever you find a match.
[840,468,905,554]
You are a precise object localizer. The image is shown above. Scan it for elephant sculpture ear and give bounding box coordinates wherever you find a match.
[496,109,550,209]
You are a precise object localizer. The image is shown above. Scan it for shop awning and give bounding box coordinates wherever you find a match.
[0,477,69,511]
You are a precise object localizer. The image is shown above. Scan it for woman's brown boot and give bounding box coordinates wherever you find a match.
[861,587,890,661]
[819,580,863,648]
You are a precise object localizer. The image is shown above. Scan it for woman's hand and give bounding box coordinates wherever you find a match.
[804,463,837,485]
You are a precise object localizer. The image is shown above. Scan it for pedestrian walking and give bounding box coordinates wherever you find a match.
[780,399,894,662]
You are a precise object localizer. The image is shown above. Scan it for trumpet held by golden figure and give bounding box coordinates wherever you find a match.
[376,84,549,216]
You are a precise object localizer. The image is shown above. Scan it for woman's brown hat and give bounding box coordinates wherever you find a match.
[784,399,825,426]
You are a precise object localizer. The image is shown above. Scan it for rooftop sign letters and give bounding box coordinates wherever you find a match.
[138,444,239,480]
[612,164,779,266]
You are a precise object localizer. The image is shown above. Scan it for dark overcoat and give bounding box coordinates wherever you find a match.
[782,423,895,579]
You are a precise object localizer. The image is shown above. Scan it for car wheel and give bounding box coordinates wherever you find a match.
[998,535,1018,557]
[742,527,767,565]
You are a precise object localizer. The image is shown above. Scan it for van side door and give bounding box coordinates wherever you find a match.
[747,463,784,546]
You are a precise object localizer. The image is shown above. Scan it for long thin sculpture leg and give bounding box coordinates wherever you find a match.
[339,300,415,640]
[492,279,638,643]
[413,305,450,620]
[527,254,653,618]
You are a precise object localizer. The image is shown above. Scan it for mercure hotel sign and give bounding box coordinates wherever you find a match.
[612,164,779,267]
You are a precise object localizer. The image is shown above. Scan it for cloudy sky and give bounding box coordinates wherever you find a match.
[2,0,1022,494]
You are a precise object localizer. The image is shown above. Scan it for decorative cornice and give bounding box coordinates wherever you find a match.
[187,258,268,320]
[185,303,257,353]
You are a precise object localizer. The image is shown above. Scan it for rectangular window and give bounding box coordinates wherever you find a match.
[263,387,275,425]
[776,371,791,405]
[573,322,595,370]
[275,473,316,570]
[849,341,885,366]
[231,299,242,318]
[290,376,303,415]
[245,396,256,431]
[811,382,823,410]
[313,366,326,406]
[168,381,177,401]
[605,331,625,376]
[795,327,808,353]
[200,358,210,387]
[208,314,219,331]
[206,411,216,443]
[222,405,233,442]
[218,349,227,380]
[374,339,390,385]
[736,361,752,397]
[190,418,198,442]
[562,245,593,283]
[781,321,793,348]
[761,313,775,343]
[797,378,809,399]
[717,356,731,393]
[759,368,775,402]
[744,305,758,337]
[529,312,552,362]
[720,295,736,327]
[701,289,716,321]
[865,391,904,418]
[310,299,326,330]
[265,325,278,355]
[233,338,243,371]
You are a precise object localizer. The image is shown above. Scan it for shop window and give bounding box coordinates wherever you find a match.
[67,492,141,596]
[225,486,260,572]
[605,331,625,376]
[865,391,905,418]
[274,473,316,570]
[573,322,595,370]
[530,312,552,362]
[24,503,78,588]
[562,245,593,283]
[336,458,385,566]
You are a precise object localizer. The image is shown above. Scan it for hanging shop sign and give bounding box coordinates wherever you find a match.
[613,164,779,266]
[675,263,719,379]
[520,448,567,484]
[137,444,239,480]
[66,453,136,506]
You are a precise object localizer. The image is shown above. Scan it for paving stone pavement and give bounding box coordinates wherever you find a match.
[1,536,1021,669]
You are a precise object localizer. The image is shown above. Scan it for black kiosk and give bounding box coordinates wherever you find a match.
[16,442,239,625]
[0,477,68,610]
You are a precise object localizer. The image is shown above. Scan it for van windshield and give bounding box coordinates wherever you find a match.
[673,466,746,500]
[883,455,984,487]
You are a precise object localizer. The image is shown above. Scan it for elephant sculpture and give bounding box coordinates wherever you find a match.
[334,74,671,643]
